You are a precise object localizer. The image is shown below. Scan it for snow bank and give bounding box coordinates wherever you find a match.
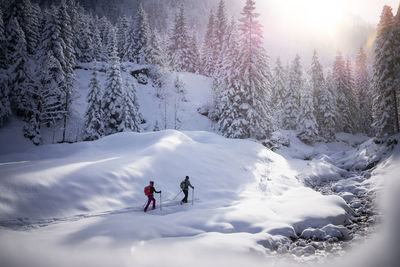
[0,130,355,267]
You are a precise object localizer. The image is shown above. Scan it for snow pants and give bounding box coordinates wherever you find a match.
[144,195,156,212]
[181,189,189,203]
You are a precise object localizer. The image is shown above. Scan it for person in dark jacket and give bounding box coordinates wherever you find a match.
[144,181,161,212]
[180,176,194,204]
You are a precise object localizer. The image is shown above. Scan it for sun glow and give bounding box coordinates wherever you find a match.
[268,0,348,36]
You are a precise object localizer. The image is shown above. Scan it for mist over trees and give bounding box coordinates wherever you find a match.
[0,0,399,145]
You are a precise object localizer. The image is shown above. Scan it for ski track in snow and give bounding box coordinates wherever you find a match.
[0,198,202,231]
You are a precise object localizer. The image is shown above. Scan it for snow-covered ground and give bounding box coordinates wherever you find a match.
[0,128,399,267]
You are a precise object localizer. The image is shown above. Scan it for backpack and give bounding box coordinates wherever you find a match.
[144,186,151,196]
[180,180,185,190]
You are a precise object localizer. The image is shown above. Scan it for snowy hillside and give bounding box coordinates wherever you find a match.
[0,130,367,267]
[0,63,214,152]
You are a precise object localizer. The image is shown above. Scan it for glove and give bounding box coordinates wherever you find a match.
[160,191,162,193]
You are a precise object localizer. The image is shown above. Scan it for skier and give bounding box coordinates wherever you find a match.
[144,181,161,212]
[180,176,194,204]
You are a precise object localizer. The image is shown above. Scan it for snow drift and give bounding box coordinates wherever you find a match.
[0,130,355,267]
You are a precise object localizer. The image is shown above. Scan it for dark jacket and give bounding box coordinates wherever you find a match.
[149,186,161,195]
[181,179,194,190]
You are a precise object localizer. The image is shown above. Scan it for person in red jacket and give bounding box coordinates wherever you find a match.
[144,181,161,212]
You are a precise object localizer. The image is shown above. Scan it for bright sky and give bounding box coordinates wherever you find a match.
[253,0,400,65]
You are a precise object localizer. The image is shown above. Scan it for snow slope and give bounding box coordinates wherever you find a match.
[0,130,354,267]
[0,63,214,153]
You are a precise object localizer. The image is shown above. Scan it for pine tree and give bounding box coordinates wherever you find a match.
[201,10,217,76]
[214,0,228,77]
[297,79,318,143]
[6,0,39,55]
[310,50,335,141]
[76,13,93,63]
[147,30,168,67]
[116,15,129,59]
[345,57,359,133]
[168,3,191,72]
[218,0,272,139]
[283,54,302,130]
[271,57,286,129]
[58,3,76,142]
[319,78,337,141]
[36,8,66,126]
[133,4,151,65]
[102,28,124,136]
[91,23,102,61]
[0,72,10,126]
[355,48,372,135]
[120,77,141,132]
[7,17,31,118]
[22,72,41,145]
[84,63,104,141]
[187,31,201,73]
[332,50,353,133]
[372,5,399,137]
[123,17,136,63]
[98,16,113,62]
[393,5,400,133]
[0,7,6,69]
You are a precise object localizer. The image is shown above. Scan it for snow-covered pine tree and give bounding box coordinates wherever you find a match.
[22,74,41,145]
[271,57,286,129]
[148,30,168,67]
[0,72,10,126]
[0,7,6,69]
[319,79,337,142]
[90,22,102,62]
[218,0,272,139]
[310,50,325,125]
[58,3,76,142]
[123,17,135,63]
[36,8,66,126]
[133,4,151,65]
[168,3,191,72]
[0,6,9,125]
[345,57,359,133]
[297,79,318,144]
[83,63,104,141]
[393,5,400,131]
[186,31,201,73]
[76,12,93,63]
[214,0,228,78]
[116,15,129,59]
[372,5,399,137]
[120,77,141,133]
[310,50,336,141]
[332,50,353,133]
[201,10,217,77]
[98,16,113,62]
[283,54,302,130]
[210,18,238,122]
[102,28,124,136]
[354,48,373,135]
[7,17,31,118]
[5,0,39,55]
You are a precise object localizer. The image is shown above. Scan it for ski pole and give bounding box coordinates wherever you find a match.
[172,190,182,200]
[159,192,161,210]
[192,187,194,205]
